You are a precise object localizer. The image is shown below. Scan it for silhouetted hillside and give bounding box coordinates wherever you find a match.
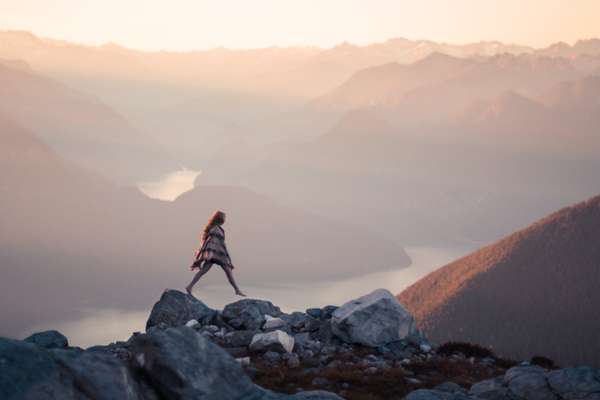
[398,196,600,367]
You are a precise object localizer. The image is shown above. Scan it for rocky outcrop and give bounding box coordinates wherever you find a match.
[130,326,265,400]
[5,288,600,400]
[23,330,68,349]
[146,289,216,330]
[332,288,415,347]
[0,337,147,400]
[405,364,600,400]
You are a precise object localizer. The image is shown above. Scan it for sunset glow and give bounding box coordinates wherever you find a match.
[1,0,600,51]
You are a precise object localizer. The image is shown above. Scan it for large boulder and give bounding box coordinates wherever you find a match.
[250,330,294,354]
[130,326,265,400]
[331,288,415,347]
[0,337,146,400]
[23,330,69,349]
[547,367,600,400]
[504,365,557,400]
[146,289,215,331]
[222,299,281,331]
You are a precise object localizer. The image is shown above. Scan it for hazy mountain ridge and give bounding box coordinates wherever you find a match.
[197,74,600,246]
[0,60,178,184]
[397,195,600,368]
[314,52,584,127]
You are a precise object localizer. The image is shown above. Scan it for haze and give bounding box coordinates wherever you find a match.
[1,0,599,51]
[1,1,600,348]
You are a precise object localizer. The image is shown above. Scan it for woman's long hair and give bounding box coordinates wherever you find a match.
[202,211,226,242]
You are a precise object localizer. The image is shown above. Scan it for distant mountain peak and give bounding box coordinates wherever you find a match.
[536,75,600,109]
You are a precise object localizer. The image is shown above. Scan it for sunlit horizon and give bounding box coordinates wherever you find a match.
[1,0,600,52]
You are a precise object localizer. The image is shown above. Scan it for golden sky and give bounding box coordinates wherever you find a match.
[1,0,599,51]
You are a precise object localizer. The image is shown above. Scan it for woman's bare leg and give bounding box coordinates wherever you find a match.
[221,265,246,296]
[186,262,213,296]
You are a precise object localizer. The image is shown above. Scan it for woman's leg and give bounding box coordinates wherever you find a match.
[221,265,246,296]
[186,262,213,296]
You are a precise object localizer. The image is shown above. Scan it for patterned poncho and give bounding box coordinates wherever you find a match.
[191,225,233,270]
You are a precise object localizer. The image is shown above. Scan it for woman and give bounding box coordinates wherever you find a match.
[186,211,246,297]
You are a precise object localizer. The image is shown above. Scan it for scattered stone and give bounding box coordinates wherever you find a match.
[312,377,329,387]
[288,356,301,367]
[420,344,431,353]
[263,351,281,363]
[23,330,68,349]
[326,360,343,369]
[236,357,251,367]
[331,288,415,347]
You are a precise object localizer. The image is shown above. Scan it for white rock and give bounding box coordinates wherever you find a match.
[331,288,415,347]
[263,317,286,330]
[185,319,199,327]
[420,344,431,353]
[249,330,294,354]
[236,357,251,367]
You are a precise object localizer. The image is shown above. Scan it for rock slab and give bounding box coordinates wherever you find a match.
[331,288,415,347]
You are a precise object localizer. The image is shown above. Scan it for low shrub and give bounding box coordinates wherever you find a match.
[531,356,558,369]
[437,341,494,359]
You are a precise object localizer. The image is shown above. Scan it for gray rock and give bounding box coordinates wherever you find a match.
[130,326,262,400]
[293,390,344,399]
[321,306,338,320]
[303,358,322,368]
[306,308,323,319]
[504,365,557,400]
[264,317,287,331]
[146,289,215,330]
[0,337,146,400]
[288,356,301,368]
[223,299,281,331]
[264,351,282,363]
[226,330,258,347]
[293,332,313,348]
[85,345,112,355]
[314,321,333,345]
[282,312,307,330]
[404,389,470,399]
[547,366,600,400]
[434,382,468,394]
[304,315,323,332]
[331,288,415,347]
[250,330,294,354]
[23,330,68,349]
[469,376,505,396]
[312,378,328,387]
[326,360,343,369]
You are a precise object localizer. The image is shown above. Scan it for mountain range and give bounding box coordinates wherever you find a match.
[398,195,600,368]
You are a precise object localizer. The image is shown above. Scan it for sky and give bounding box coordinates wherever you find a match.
[1,0,599,52]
